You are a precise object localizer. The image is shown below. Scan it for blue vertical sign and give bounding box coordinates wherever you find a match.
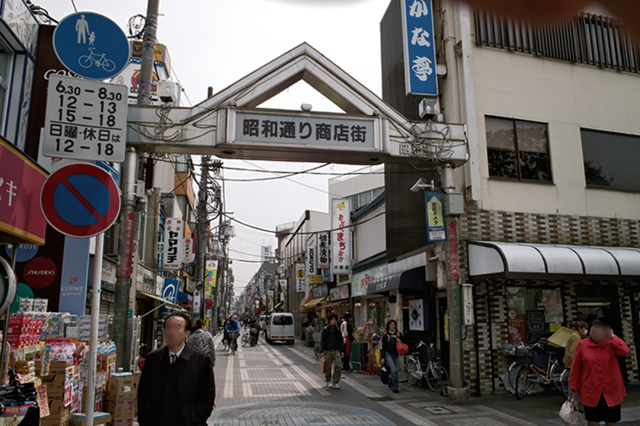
[425,192,446,242]
[59,236,91,316]
[401,0,438,96]
[162,278,179,304]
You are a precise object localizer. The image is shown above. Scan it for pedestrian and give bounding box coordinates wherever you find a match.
[137,312,215,426]
[380,319,404,393]
[321,313,345,389]
[340,314,355,372]
[188,319,216,367]
[259,317,266,335]
[570,318,629,426]
[564,321,588,402]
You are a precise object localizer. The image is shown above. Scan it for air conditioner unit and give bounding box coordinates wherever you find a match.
[104,224,119,257]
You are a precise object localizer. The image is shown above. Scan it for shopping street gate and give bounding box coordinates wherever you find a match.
[125,43,468,166]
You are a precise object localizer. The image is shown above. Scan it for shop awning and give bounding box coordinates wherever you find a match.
[468,241,640,280]
[316,299,348,311]
[300,297,327,313]
[366,267,426,295]
[137,291,185,311]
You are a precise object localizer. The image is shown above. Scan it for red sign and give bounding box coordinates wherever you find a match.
[446,218,460,281]
[40,163,120,238]
[122,211,135,277]
[24,256,57,288]
[0,138,48,245]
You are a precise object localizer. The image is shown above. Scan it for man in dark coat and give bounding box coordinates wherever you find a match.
[320,313,345,389]
[137,312,215,426]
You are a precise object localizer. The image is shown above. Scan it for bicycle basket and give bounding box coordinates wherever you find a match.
[228,331,239,339]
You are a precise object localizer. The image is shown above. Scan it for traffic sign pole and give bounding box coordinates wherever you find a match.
[85,232,103,426]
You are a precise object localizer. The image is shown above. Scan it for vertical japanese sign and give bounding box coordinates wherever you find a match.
[317,233,330,269]
[306,237,316,286]
[205,260,218,297]
[279,279,287,293]
[183,237,195,263]
[401,0,438,96]
[162,218,183,270]
[425,192,446,242]
[58,236,91,317]
[446,218,460,281]
[122,211,135,277]
[296,263,305,293]
[331,199,351,274]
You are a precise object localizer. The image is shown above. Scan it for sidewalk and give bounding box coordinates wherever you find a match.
[292,338,640,425]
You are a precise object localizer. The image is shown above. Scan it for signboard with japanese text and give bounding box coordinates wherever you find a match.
[43,75,127,162]
[234,110,376,150]
[445,218,459,280]
[279,279,287,293]
[409,299,428,331]
[205,260,218,290]
[317,233,330,269]
[331,199,351,274]
[122,211,135,277]
[162,218,183,270]
[351,264,388,297]
[330,285,349,301]
[183,237,195,263]
[0,137,48,245]
[295,263,305,292]
[425,192,446,242]
[401,0,438,96]
[306,237,316,285]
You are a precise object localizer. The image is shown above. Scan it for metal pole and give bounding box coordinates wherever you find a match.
[85,232,104,426]
[442,164,468,403]
[114,148,138,370]
[196,156,208,321]
[137,0,159,107]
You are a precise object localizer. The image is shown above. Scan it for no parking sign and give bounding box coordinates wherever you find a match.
[40,163,120,238]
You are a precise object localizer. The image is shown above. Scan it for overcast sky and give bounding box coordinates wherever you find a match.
[41,0,391,295]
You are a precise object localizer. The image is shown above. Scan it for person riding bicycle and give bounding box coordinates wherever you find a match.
[225,315,241,349]
[249,317,260,346]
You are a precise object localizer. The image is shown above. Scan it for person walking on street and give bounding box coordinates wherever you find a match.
[380,319,404,393]
[564,321,588,401]
[137,312,215,426]
[340,314,355,372]
[570,318,630,426]
[321,313,345,389]
[188,319,216,367]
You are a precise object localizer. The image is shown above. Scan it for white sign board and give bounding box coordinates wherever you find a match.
[331,199,352,274]
[296,263,305,293]
[183,237,195,263]
[43,75,127,162]
[317,233,330,270]
[162,218,184,270]
[306,237,316,286]
[409,299,425,331]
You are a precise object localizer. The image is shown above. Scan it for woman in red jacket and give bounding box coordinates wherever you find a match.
[569,319,629,426]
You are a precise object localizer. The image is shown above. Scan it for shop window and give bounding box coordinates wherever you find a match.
[581,129,640,192]
[0,43,13,132]
[506,287,564,344]
[485,116,552,182]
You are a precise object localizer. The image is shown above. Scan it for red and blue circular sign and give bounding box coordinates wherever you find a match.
[40,163,120,238]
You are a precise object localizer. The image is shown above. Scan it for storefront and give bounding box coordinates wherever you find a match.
[467,241,640,394]
[350,263,388,328]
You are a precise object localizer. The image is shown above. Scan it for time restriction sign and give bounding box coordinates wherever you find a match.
[43,74,128,162]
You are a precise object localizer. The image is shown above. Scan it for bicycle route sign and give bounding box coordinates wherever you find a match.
[43,75,128,162]
[53,11,130,80]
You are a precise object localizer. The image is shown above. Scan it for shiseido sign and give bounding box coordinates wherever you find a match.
[23,257,57,288]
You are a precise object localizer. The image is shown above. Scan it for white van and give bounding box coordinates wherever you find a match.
[265,313,295,345]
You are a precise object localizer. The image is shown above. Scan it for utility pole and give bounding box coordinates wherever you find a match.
[114,0,159,370]
[196,156,209,321]
[442,164,468,404]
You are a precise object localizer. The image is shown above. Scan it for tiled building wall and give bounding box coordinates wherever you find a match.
[458,209,640,395]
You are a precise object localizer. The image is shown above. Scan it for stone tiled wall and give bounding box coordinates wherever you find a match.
[457,209,640,395]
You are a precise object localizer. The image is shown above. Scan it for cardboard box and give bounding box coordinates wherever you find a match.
[105,399,134,419]
[69,412,111,426]
[107,376,135,401]
[49,360,74,374]
[548,326,575,348]
[44,406,70,421]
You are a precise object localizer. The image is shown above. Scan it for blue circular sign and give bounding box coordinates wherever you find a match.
[53,12,130,80]
[4,245,39,263]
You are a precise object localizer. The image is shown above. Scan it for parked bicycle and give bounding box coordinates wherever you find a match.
[313,331,323,360]
[241,331,250,347]
[503,339,564,399]
[405,341,449,392]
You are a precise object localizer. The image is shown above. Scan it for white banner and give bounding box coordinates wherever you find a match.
[183,237,195,263]
[163,218,184,270]
[409,299,425,331]
[331,199,351,274]
[317,233,330,269]
[296,263,305,292]
[306,236,316,286]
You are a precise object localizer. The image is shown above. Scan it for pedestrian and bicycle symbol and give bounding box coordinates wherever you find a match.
[53,12,130,80]
[40,163,121,238]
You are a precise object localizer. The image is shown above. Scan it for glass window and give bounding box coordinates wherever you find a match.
[372,187,384,199]
[359,190,373,206]
[506,287,564,344]
[175,155,189,173]
[272,315,293,326]
[581,129,640,192]
[485,116,552,182]
[0,45,12,130]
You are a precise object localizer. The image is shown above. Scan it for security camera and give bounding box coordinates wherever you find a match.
[410,177,434,193]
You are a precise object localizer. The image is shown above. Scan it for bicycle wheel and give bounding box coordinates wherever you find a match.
[242,334,249,347]
[406,357,421,386]
[102,59,116,72]
[78,55,92,68]
[560,368,571,398]
[426,364,448,392]
[550,362,564,392]
[515,365,530,400]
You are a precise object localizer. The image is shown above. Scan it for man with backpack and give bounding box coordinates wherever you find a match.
[188,319,216,366]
